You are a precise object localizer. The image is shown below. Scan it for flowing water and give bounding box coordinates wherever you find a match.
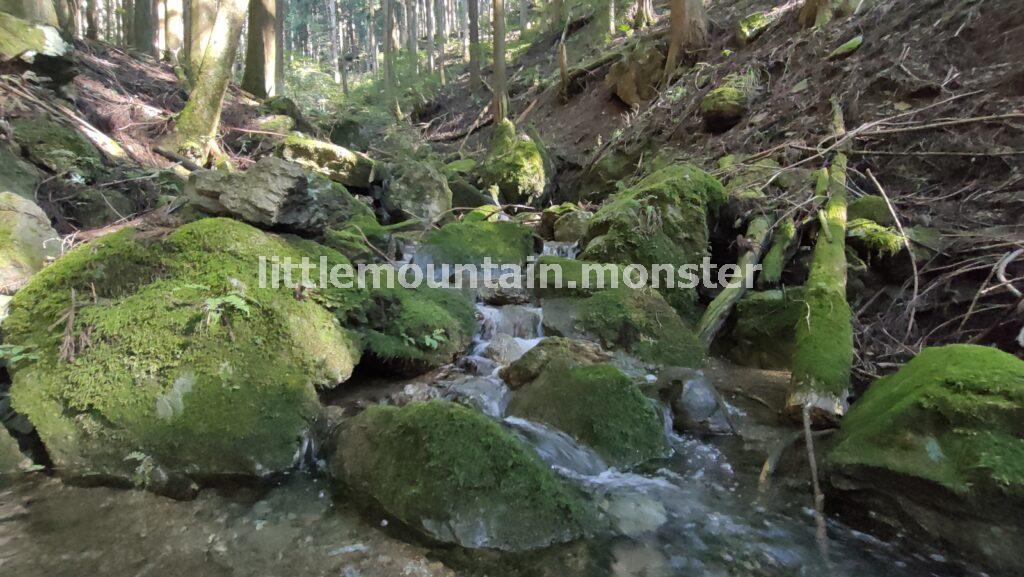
[0,241,983,576]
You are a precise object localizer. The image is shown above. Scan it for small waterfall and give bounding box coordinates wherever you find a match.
[504,416,607,476]
[541,241,579,259]
[293,431,320,473]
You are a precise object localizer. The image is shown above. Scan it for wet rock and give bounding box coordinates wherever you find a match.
[3,219,361,483]
[477,304,543,341]
[478,119,547,205]
[655,367,734,435]
[699,71,760,132]
[508,362,668,468]
[537,203,578,240]
[382,156,452,224]
[9,116,102,180]
[277,134,376,188]
[186,157,374,235]
[445,376,510,416]
[827,345,1024,575]
[605,40,665,108]
[0,143,43,200]
[482,333,525,366]
[0,191,60,294]
[332,401,598,551]
[500,337,611,389]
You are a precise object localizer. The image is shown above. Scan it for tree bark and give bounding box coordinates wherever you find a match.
[123,0,134,46]
[435,0,446,85]
[133,0,155,54]
[368,0,379,73]
[274,0,285,93]
[467,0,481,91]
[634,0,654,29]
[327,0,342,84]
[608,0,615,35]
[383,0,402,118]
[491,0,506,123]
[407,0,418,73]
[339,4,350,94]
[425,0,435,72]
[662,0,706,86]
[168,0,249,161]
[86,0,98,39]
[549,0,562,31]
[241,0,275,96]
[163,0,183,59]
[518,0,526,32]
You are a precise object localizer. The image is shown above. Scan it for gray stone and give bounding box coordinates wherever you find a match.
[0,191,60,293]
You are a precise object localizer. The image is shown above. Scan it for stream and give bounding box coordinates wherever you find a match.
[0,241,982,577]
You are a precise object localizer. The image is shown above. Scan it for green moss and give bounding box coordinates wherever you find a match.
[760,218,797,286]
[848,195,895,226]
[0,11,66,60]
[847,218,905,258]
[10,117,103,179]
[735,12,773,45]
[69,188,135,229]
[5,218,363,481]
[419,220,533,267]
[578,288,705,367]
[278,133,375,188]
[828,35,863,60]
[334,400,597,550]
[443,158,477,177]
[533,256,625,300]
[509,363,668,467]
[725,288,805,369]
[357,286,476,375]
[478,119,547,204]
[790,286,853,397]
[699,71,758,131]
[500,337,610,388]
[829,345,1024,497]
[0,429,26,475]
[0,144,43,200]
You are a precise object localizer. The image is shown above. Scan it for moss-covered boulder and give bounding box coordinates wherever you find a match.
[0,0,59,26]
[278,134,376,188]
[478,120,547,205]
[0,191,60,293]
[0,428,28,476]
[68,187,135,229]
[509,362,668,468]
[827,345,1024,574]
[605,40,665,108]
[580,164,725,317]
[0,144,43,200]
[416,220,533,271]
[383,156,453,224]
[533,257,626,300]
[699,71,759,132]
[4,218,363,483]
[356,287,475,376]
[10,116,102,180]
[723,289,805,369]
[500,337,611,389]
[333,401,598,550]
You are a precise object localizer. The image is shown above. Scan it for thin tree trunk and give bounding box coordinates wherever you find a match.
[86,0,98,39]
[518,0,526,32]
[123,0,134,47]
[156,0,166,54]
[549,0,562,31]
[467,0,480,91]
[134,0,155,54]
[168,0,249,161]
[164,0,183,60]
[274,0,284,94]
[383,0,401,118]
[634,0,654,28]
[339,5,350,94]
[426,0,435,72]
[662,0,706,86]
[491,0,506,123]
[435,0,446,85]
[407,0,418,73]
[368,0,379,73]
[242,0,276,97]
[327,0,342,84]
[608,0,615,35]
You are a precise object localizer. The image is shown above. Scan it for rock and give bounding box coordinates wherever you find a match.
[482,333,525,366]
[10,116,102,180]
[254,114,295,133]
[848,195,895,226]
[537,203,578,240]
[449,175,493,209]
[0,192,60,294]
[357,287,476,376]
[4,218,363,483]
[0,144,43,199]
[735,11,773,46]
[332,401,598,551]
[580,164,726,318]
[508,362,668,468]
[415,220,534,269]
[263,96,315,133]
[383,156,452,224]
[0,12,74,83]
[723,288,805,369]
[605,40,665,108]
[828,35,863,60]
[478,119,547,205]
[554,211,592,243]
[699,71,759,132]
[827,345,1024,574]
[278,134,376,189]
[0,0,59,26]
[500,337,611,389]
[68,187,135,229]
[0,428,28,476]
[186,157,374,235]
[655,367,733,435]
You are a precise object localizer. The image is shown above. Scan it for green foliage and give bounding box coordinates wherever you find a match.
[419,219,534,267]
[847,218,905,257]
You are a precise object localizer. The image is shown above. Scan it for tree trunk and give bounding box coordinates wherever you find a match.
[435,0,446,84]
[339,5,350,94]
[662,0,706,86]
[86,0,98,38]
[168,0,249,161]
[123,0,134,46]
[327,0,342,84]
[368,0,379,73]
[156,0,166,54]
[274,0,285,93]
[426,0,435,72]
[608,0,615,35]
[549,0,562,31]
[163,0,183,59]
[133,0,155,54]
[634,0,654,29]
[407,0,418,73]
[518,0,526,32]
[241,0,275,97]
[383,0,402,118]
[467,0,481,91]
[55,0,82,37]
[491,0,506,123]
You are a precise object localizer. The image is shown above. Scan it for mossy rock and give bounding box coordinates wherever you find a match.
[68,187,135,229]
[735,11,773,46]
[605,40,666,108]
[722,288,805,369]
[827,345,1024,573]
[278,134,375,188]
[4,218,364,483]
[0,143,43,200]
[0,10,67,60]
[383,155,453,224]
[717,154,779,207]
[0,428,28,476]
[554,210,592,243]
[500,337,611,389]
[848,195,895,226]
[509,362,668,468]
[417,220,534,268]
[699,71,759,132]
[356,286,476,376]
[577,288,705,367]
[533,256,627,300]
[847,218,905,258]
[10,117,102,179]
[581,164,725,318]
[0,191,60,293]
[333,400,598,550]
[254,114,295,133]
[449,174,493,209]
[537,203,579,239]
[0,0,59,26]
[478,119,547,205]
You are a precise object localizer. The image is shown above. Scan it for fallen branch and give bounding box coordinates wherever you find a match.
[867,170,919,338]
[857,113,1024,138]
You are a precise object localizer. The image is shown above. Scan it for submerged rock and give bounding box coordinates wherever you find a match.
[278,134,376,188]
[478,119,547,205]
[332,401,598,551]
[827,345,1024,574]
[655,367,733,435]
[0,191,60,294]
[508,362,668,468]
[186,157,374,235]
[4,218,362,483]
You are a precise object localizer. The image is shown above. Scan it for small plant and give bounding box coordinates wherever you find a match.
[203,292,253,330]
[0,344,39,368]
[403,328,448,351]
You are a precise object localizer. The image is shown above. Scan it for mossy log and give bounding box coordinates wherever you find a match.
[786,154,853,424]
[696,214,771,346]
[759,217,797,287]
